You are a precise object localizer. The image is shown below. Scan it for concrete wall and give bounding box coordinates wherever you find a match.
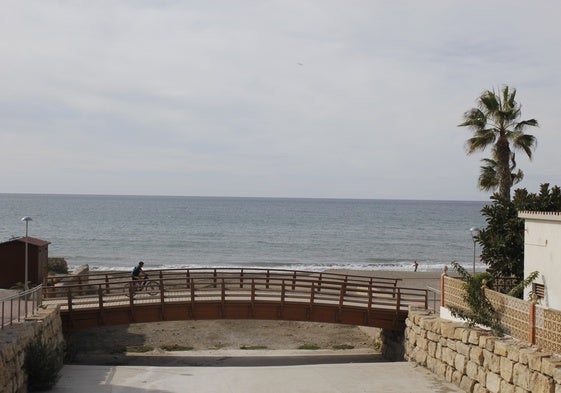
[0,305,65,393]
[406,309,561,393]
[519,211,561,309]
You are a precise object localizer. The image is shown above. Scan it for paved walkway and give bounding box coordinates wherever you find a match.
[51,352,463,393]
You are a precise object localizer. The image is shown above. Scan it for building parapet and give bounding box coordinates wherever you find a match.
[519,210,561,222]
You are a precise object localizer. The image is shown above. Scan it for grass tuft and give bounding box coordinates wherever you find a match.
[332,344,354,350]
[126,345,154,353]
[160,344,194,351]
[240,345,268,350]
[298,343,320,350]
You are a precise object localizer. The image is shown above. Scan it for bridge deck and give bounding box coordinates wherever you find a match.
[43,268,427,331]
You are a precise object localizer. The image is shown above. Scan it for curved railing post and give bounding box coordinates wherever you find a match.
[395,288,402,317]
[159,275,165,304]
[339,283,346,308]
[97,284,104,325]
[281,280,286,308]
[67,287,73,319]
[128,280,134,307]
[190,278,195,303]
[250,278,256,317]
[77,275,83,296]
[97,284,103,308]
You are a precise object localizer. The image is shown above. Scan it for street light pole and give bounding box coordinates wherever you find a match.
[21,216,32,290]
[470,227,480,275]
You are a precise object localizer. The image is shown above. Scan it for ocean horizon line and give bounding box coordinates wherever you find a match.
[0,192,488,204]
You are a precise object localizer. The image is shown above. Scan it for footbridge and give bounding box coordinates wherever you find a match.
[43,268,428,332]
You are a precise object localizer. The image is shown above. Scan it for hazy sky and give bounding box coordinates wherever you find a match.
[1,1,560,201]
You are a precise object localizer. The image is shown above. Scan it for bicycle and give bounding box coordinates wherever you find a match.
[124,275,161,297]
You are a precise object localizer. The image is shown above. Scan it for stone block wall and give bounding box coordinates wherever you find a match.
[405,309,561,393]
[0,305,65,393]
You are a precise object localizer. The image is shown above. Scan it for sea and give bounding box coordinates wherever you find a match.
[0,194,488,273]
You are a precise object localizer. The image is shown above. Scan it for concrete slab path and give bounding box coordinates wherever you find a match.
[51,356,463,393]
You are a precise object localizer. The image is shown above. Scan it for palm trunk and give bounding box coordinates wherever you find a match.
[496,135,512,200]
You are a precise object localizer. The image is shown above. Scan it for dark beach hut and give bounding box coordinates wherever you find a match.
[0,237,50,288]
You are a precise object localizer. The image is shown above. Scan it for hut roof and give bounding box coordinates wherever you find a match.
[0,237,51,247]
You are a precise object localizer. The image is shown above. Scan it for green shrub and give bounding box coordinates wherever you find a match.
[25,336,63,391]
[332,344,354,350]
[298,344,320,350]
[160,344,194,351]
[126,345,154,353]
[449,262,503,335]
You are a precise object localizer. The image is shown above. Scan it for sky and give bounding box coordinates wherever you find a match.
[1,1,560,201]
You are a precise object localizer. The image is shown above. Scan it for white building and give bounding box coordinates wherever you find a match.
[519,211,561,309]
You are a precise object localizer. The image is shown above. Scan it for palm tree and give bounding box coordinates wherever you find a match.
[478,152,524,192]
[459,85,538,200]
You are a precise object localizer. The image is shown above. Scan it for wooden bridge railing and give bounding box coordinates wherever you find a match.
[44,267,403,292]
[43,268,427,330]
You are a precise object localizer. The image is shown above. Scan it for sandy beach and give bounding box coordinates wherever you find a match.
[66,269,446,365]
[327,269,448,290]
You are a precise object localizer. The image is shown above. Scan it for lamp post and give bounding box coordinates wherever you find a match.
[470,227,480,275]
[21,216,32,290]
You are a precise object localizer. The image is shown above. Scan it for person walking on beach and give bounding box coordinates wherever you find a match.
[413,260,419,272]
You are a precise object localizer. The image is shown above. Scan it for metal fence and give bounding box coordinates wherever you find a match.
[426,286,441,313]
[442,275,561,355]
[1,285,43,329]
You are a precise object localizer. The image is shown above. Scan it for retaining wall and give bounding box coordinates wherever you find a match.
[405,309,561,393]
[0,305,65,393]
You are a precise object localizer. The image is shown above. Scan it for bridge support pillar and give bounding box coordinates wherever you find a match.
[380,328,405,361]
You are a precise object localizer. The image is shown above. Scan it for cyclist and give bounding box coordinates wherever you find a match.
[131,261,148,290]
